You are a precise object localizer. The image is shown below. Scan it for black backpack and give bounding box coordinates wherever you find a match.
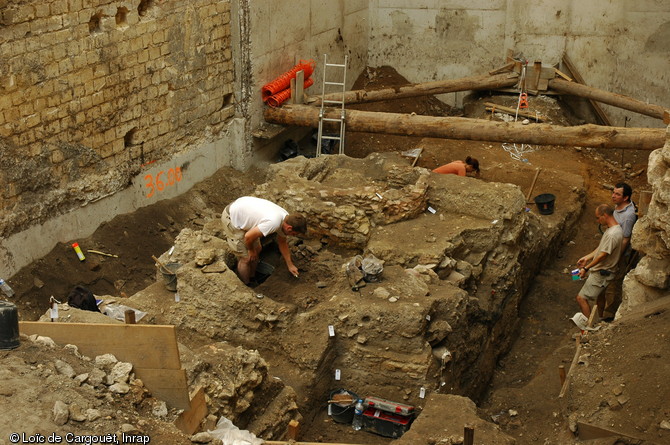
[67,285,101,312]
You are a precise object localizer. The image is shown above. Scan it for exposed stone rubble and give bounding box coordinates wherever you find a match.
[620,127,670,317]
[1,333,185,439]
[117,152,585,438]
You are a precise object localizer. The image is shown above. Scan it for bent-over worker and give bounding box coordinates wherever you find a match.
[432,156,480,177]
[222,196,307,285]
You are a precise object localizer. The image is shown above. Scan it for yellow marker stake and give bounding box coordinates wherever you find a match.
[72,242,85,261]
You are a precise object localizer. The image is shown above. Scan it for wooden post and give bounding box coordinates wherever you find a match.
[559,305,598,398]
[526,168,542,202]
[124,309,136,324]
[558,365,566,386]
[295,70,305,105]
[638,191,653,218]
[287,419,300,440]
[464,425,475,445]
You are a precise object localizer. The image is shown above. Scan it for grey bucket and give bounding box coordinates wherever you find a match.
[160,263,181,292]
[0,301,20,350]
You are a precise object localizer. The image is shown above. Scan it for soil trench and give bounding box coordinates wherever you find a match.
[3,66,661,444]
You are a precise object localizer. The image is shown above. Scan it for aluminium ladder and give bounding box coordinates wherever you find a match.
[316,54,348,156]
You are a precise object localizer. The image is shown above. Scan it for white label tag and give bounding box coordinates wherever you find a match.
[328,404,332,416]
[335,369,341,380]
[175,293,180,302]
[419,387,426,399]
[427,206,436,214]
[425,314,431,321]
[50,304,58,319]
[328,325,335,337]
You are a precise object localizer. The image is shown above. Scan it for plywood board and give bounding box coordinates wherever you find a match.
[174,386,208,434]
[20,322,181,369]
[19,321,190,409]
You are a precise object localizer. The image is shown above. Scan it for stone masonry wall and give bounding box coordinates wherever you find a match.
[0,0,234,238]
[620,126,670,316]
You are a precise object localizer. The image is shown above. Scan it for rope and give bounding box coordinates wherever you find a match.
[500,62,536,163]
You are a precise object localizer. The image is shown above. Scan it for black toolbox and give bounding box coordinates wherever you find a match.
[359,396,415,438]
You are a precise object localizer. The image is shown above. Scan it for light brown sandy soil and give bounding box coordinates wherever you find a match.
[3,66,666,445]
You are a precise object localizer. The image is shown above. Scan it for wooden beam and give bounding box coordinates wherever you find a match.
[264,105,666,150]
[313,72,518,105]
[19,321,189,409]
[561,55,611,126]
[550,77,670,123]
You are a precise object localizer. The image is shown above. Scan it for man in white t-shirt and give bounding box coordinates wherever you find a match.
[221,196,307,285]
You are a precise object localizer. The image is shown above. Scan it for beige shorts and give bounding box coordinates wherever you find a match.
[578,271,614,302]
[221,206,257,257]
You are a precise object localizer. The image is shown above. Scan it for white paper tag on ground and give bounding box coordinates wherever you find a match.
[427,206,436,214]
[328,404,332,416]
[328,325,335,337]
[425,314,431,321]
[419,387,426,399]
[50,304,58,319]
[335,369,341,380]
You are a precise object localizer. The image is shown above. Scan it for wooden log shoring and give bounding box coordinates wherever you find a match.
[315,72,519,105]
[264,105,665,150]
[549,78,670,122]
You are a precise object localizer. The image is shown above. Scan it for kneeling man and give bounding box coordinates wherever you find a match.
[222,196,307,284]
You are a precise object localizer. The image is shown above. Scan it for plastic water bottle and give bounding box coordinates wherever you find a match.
[0,279,14,298]
[352,399,364,431]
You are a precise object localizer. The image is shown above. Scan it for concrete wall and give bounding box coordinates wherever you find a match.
[368,0,670,128]
[243,0,369,163]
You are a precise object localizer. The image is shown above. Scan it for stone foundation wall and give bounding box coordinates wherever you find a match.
[0,0,234,238]
[620,126,670,316]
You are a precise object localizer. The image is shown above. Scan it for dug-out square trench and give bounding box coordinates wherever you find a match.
[47,152,583,440]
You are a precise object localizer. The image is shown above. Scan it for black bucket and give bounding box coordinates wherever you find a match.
[534,193,556,215]
[328,389,359,424]
[0,301,20,350]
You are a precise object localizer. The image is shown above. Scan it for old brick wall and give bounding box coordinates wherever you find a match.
[0,0,235,238]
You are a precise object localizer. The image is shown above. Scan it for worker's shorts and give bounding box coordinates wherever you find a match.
[578,271,615,302]
[221,205,257,257]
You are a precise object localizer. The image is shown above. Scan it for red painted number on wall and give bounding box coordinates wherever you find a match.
[144,167,183,198]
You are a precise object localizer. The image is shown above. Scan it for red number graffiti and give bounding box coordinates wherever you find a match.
[144,166,184,198]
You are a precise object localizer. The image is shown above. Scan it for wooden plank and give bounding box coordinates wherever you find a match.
[174,386,208,435]
[20,322,182,369]
[484,102,546,122]
[19,321,191,409]
[489,61,515,75]
[554,67,573,81]
[577,421,642,441]
[134,368,190,409]
[561,55,611,126]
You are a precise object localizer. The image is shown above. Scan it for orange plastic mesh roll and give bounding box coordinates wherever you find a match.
[262,59,316,102]
[266,77,315,108]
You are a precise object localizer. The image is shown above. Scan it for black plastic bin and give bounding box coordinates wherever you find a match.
[534,193,556,215]
[0,301,20,350]
[328,389,359,424]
